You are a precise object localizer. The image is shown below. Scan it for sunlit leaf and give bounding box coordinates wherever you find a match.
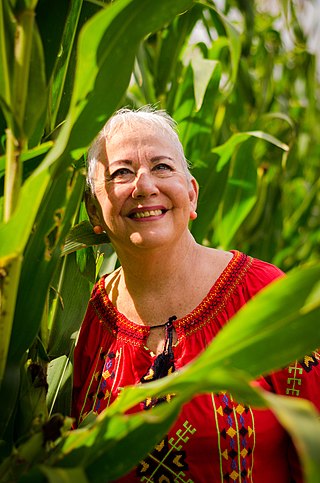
[198,0,241,93]
[265,392,320,483]
[39,0,195,177]
[0,0,14,130]
[8,169,85,363]
[38,466,89,483]
[0,142,53,178]
[213,130,289,172]
[61,221,110,256]
[47,355,73,416]
[203,264,320,377]
[24,20,47,143]
[216,138,257,247]
[49,0,83,130]
[192,56,220,111]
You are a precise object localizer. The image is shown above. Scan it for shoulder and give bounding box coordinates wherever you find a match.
[248,255,284,282]
[199,247,284,296]
[76,269,119,346]
[238,251,285,298]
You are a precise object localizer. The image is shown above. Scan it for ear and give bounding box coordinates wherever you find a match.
[85,190,104,231]
[188,177,199,220]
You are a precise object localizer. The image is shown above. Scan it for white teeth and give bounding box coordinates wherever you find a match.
[132,209,163,218]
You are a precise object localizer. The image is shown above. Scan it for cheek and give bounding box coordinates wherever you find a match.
[106,191,128,215]
[98,189,129,219]
[93,191,113,221]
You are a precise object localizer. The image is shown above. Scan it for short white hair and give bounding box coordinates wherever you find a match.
[86,106,191,196]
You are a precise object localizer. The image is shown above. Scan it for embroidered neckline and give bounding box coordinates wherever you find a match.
[91,250,252,344]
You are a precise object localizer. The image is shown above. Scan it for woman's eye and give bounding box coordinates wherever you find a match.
[153,163,173,174]
[108,168,134,182]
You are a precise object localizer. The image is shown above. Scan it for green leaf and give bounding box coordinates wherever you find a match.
[153,7,201,100]
[0,0,195,391]
[15,360,48,440]
[133,44,157,105]
[49,0,83,130]
[47,355,73,417]
[57,368,262,481]
[23,20,47,142]
[48,252,91,358]
[6,264,320,479]
[36,0,71,82]
[39,0,195,177]
[0,255,22,386]
[174,58,221,161]
[203,264,320,378]
[192,57,220,111]
[38,466,89,483]
[265,392,320,483]
[24,0,39,9]
[0,0,14,130]
[0,167,50,386]
[213,130,289,172]
[216,138,257,248]
[62,264,320,480]
[198,0,241,94]
[0,361,20,437]
[0,142,53,179]
[8,169,85,363]
[61,221,110,256]
[109,263,320,415]
[0,169,50,259]
[191,152,229,243]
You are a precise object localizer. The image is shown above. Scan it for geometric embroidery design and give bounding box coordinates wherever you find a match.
[137,420,196,482]
[286,361,303,396]
[93,350,120,414]
[287,350,320,396]
[299,352,319,373]
[212,393,254,482]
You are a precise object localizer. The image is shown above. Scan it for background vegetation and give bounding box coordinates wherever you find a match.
[0,0,320,481]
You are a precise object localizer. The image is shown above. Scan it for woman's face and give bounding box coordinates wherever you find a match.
[89,122,198,252]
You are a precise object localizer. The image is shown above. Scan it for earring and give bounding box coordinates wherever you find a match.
[190,211,197,221]
[93,225,104,234]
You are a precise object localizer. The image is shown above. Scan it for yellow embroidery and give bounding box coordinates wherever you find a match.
[287,361,303,396]
[222,449,229,460]
[303,355,315,368]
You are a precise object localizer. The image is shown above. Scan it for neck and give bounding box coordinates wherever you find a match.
[116,232,199,295]
[107,235,232,327]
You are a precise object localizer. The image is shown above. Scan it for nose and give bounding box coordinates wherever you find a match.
[131,170,159,198]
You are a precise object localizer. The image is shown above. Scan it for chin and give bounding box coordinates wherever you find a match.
[129,232,169,248]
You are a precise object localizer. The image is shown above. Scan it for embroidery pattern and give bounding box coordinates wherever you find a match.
[78,346,104,423]
[92,282,149,346]
[299,351,319,373]
[286,350,320,397]
[313,350,320,361]
[92,251,253,346]
[79,348,123,422]
[212,393,254,482]
[287,361,304,396]
[94,350,119,413]
[176,253,252,339]
[137,420,196,482]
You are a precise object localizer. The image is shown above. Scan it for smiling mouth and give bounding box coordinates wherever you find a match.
[129,209,166,219]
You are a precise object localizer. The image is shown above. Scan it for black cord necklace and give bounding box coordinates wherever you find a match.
[148,316,176,330]
[140,315,177,383]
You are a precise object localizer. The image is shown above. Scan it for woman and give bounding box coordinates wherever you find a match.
[72,107,320,482]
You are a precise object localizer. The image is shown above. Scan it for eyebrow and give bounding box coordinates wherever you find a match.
[107,156,175,168]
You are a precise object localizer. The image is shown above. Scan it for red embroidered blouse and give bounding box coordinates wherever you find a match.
[72,250,320,482]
